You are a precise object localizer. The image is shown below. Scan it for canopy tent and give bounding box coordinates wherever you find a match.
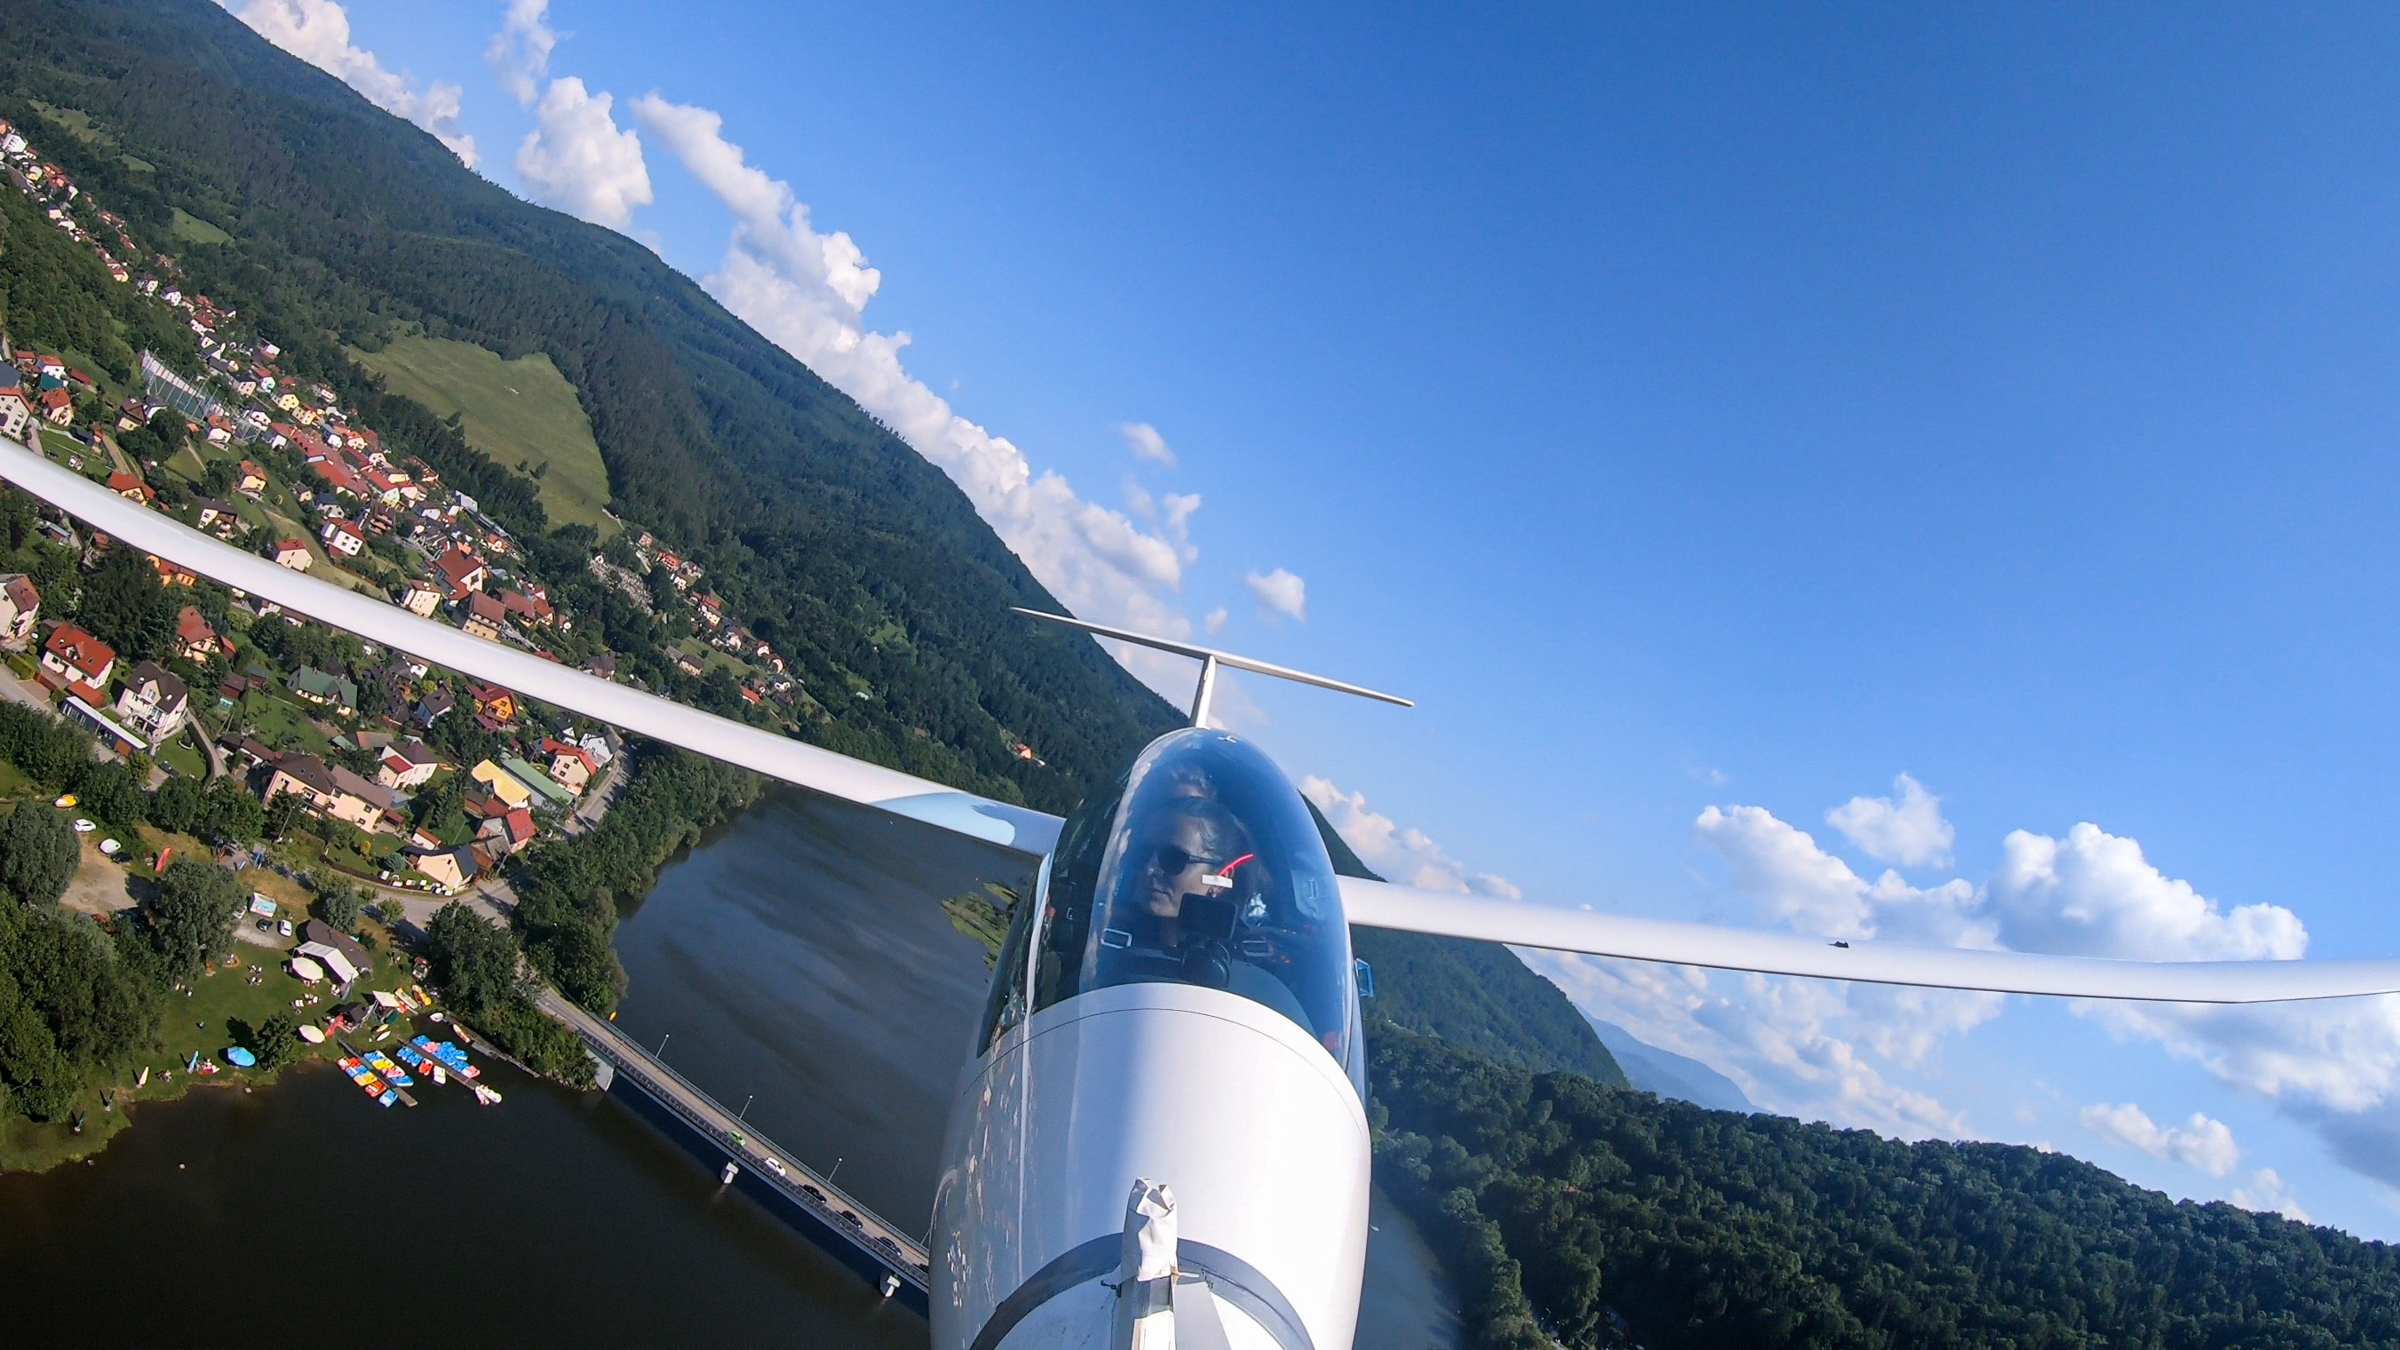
[288,954,326,983]
[294,941,357,984]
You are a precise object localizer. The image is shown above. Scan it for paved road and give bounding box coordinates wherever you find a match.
[536,987,933,1290]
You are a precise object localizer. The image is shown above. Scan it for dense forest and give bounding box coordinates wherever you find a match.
[0,0,1185,816]
[1373,1026,2400,1348]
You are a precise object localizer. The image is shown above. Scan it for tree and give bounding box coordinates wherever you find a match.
[147,857,242,982]
[149,774,204,834]
[423,902,523,1017]
[315,882,361,933]
[194,778,265,845]
[0,806,79,907]
[248,1011,300,1071]
[76,545,174,663]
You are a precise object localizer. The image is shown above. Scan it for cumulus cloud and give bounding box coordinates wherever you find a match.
[1300,777,1520,900]
[631,95,1204,682]
[2232,1168,2311,1222]
[479,0,651,231]
[1245,567,1307,623]
[1118,422,1177,468]
[1827,773,1954,868]
[226,0,477,165]
[487,0,558,106]
[513,78,652,229]
[2078,1102,2242,1177]
[1204,607,1228,636]
[1985,824,2306,962]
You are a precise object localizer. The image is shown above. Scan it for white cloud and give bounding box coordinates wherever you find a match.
[514,78,652,230]
[2078,1102,2242,1177]
[1986,823,2306,962]
[226,0,477,165]
[1118,422,1177,468]
[2232,1168,2311,1223]
[1204,606,1228,636]
[487,0,558,106]
[1827,773,1954,868]
[1245,567,1307,622]
[1300,777,1519,900]
[630,95,1204,684]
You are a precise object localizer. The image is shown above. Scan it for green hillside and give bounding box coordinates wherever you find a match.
[0,0,1184,814]
[349,335,614,531]
[1375,1025,2400,1348]
[1311,798,1626,1084]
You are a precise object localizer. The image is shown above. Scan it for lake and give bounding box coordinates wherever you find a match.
[0,788,1461,1348]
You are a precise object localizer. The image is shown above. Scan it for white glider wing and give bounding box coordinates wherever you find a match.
[1342,875,2400,1003]
[0,438,1062,855]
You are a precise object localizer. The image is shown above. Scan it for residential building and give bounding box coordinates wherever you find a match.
[271,538,312,571]
[500,755,574,808]
[235,461,267,497]
[477,806,537,855]
[320,518,366,557]
[265,754,395,835]
[469,759,533,809]
[431,546,487,599]
[376,740,440,791]
[288,666,357,713]
[460,591,506,641]
[38,387,71,426]
[544,740,595,794]
[467,683,516,723]
[0,368,31,440]
[174,606,224,663]
[0,573,38,646]
[39,622,114,698]
[399,580,443,617]
[411,687,455,727]
[106,471,149,502]
[113,661,190,742]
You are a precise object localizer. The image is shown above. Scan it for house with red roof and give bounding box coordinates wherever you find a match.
[271,538,313,571]
[106,471,150,502]
[431,546,486,600]
[39,622,115,701]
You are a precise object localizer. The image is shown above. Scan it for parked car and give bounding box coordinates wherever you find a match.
[278,919,293,938]
[71,818,94,833]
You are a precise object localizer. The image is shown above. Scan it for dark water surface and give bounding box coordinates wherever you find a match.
[0,788,1458,1348]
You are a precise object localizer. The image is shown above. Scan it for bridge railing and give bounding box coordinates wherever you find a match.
[539,992,930,1286]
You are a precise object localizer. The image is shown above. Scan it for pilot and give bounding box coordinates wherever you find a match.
[1135,797,1253,952]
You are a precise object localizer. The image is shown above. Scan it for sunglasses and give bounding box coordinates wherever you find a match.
[1148,844,1219,874]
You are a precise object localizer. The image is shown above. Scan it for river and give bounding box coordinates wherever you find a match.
[0,789,1461,1347]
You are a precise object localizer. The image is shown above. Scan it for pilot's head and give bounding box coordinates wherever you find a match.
[1139,798,1249,924]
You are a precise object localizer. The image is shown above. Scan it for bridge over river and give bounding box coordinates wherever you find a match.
[537,989,934,1313]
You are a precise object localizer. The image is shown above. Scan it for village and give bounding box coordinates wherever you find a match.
[0,112,825,905]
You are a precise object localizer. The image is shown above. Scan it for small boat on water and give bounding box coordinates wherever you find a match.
[363,1049,412,1087]
[470,1083,503,1106]
[337,1056,396,1107]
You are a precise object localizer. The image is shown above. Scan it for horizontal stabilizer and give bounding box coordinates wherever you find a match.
[1011,606,1409,727]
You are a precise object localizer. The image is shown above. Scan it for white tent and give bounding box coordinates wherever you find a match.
[294,941,357,984]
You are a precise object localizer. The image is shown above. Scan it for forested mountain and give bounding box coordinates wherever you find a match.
[1310,799,1626,1084]
[0,0,1183,814]
[1375,1026,2400,1349]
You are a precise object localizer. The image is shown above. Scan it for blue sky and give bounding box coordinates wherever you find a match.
[232,0,2400,1235]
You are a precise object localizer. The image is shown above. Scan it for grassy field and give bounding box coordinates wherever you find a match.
[169,206,231,246]
[0,885,442,1173]
[349,336,614,531]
